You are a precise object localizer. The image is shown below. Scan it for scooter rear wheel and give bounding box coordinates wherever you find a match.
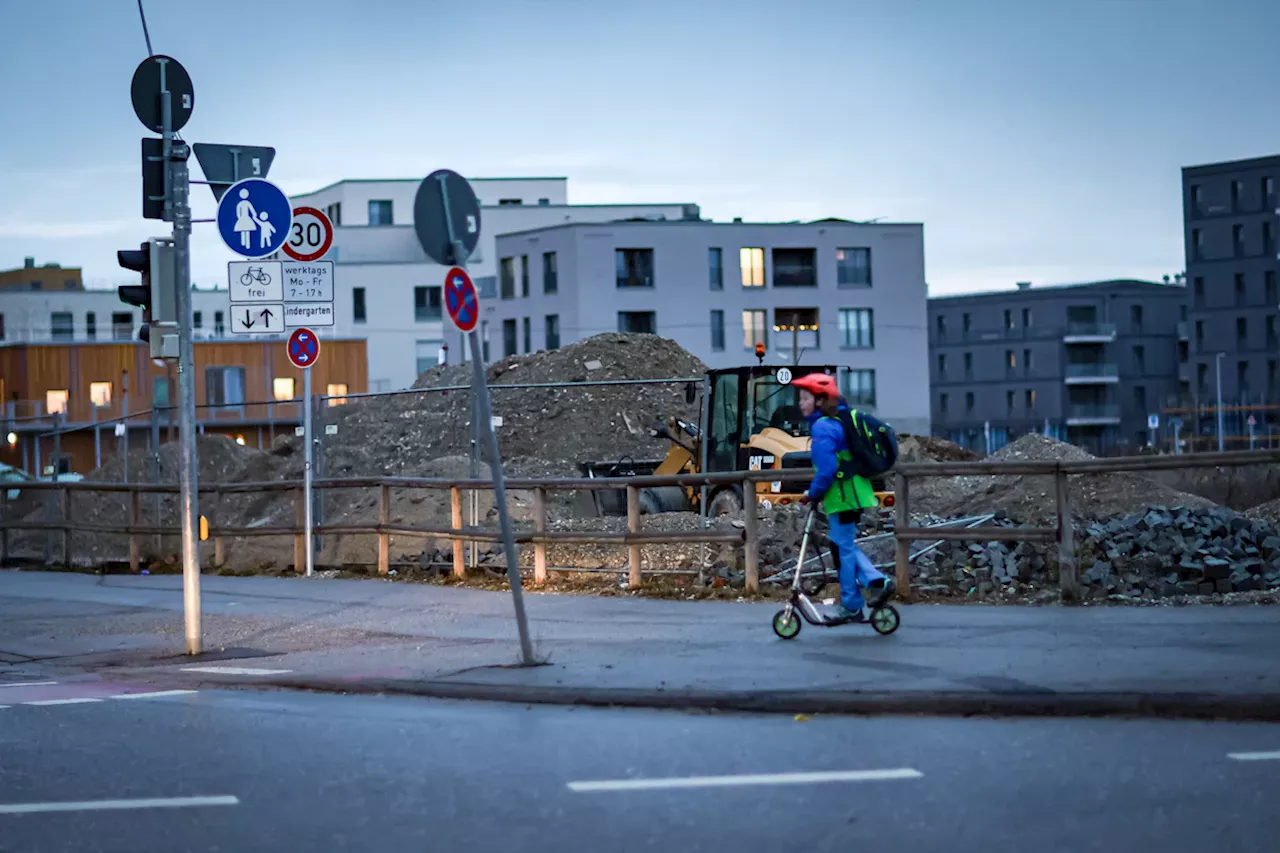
[772,609,802,640]
[870,605,900,636]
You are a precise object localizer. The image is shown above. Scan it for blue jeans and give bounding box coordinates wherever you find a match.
[828,512,887,612]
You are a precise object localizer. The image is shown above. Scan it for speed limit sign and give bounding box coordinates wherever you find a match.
[282,206,334,262]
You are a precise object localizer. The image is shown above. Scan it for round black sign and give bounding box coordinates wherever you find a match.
[413,169,482,267]
[131,54,194,134]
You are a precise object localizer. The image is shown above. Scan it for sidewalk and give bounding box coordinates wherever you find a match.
[3,570,1280,719]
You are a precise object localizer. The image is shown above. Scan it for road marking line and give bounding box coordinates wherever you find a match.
[23,698,103,706]
[111,690,199,700]
[180,666,292,676]
[568,768,924,793]
[1228,750,1280,761]
[0,682,58,688]
[0,795,240,815]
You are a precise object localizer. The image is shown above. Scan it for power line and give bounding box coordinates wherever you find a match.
[136,0,153,56]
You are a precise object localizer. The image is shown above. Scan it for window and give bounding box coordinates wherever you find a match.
[414,286,442,322]
[1025,389,1036,409]
[368,199,393,225]
[353,287,366,323]
[30,280,42,291]
[937,354,947,378]
[214,311,225,336]
[498,198,522,206]
[522,316,531,353]
[499,258,515,299]
[1022,307,1033,328]
[1130,305,1143,332]
[939,393,949,413]
[1003,309,1013,330]
[1190,184,1202,213]
[538,198,550,206]
[273,378,295,401]
[1134,386,1146,409]
[617,311,656,335]
[205,367,246,408]
[1006,390,1015,414]
[1133,345,1145,372]
[838,308,874,348]
[1233,224,1244,256]
[742,309,767,349]
[1005,350,1017,373]
[1192,229,1203,259]
[1270,360,1278,391]
[1231,180,1243,210]
[1268,315,1277,348]
[520,255,530,298]
[1193,277,1205,307]
[1265,176,1276,204]
[740,248,765,287]
[1237,317,1248,342]
[0,313,4,340]
[325,202,342,226]
[962,313,971,336]
[841,369,876,406]
[415,339,443,375]
[965,391,975,412]
[111,311,132,340]
[1180,304,1188,322]
[775,308,819,349]
[772,248,816,287]
[46,390,68,416]
[326,383,349,406]
[85,311,96,340]
[1197,363,1208,392]
[64,279,76,290]
[1235,273,1246,305]
[836,248,871,287]
[1264,221,1275,252]
[710,310,725,351]
[1267,271,1277,305]
[543,252,558,294]
[1023,348,1033,374]
[936,315,946,339]
[545,315,560,350]
[90,381,112,408]
[1195,320,1204,348]
[709,248,723,291]
[51,312,73,341]
[964,352,973,378]
[480,321,490,362]
[502,320,518,357]
[1238,360,1249,392]
[192,310,202,330]
[615,249,655,288]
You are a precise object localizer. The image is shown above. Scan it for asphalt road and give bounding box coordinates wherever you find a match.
[1,688,1278,852]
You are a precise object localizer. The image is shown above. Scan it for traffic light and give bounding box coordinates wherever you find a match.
[117,237,178,359]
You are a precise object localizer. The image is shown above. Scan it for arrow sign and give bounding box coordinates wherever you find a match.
[259,307,274,324]
[231,303,285,335]
[241,310,255,329]
[287,327,320,370]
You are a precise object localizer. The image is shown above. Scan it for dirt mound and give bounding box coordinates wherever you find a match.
[897,435,980,463]
[913,434,1215,523]
[1246,496,1280,525]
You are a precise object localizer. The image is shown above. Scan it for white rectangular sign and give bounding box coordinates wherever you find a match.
[231,304,285,335]
[228,261,283,303]
[282,261,334,303]
[284,303,335,327]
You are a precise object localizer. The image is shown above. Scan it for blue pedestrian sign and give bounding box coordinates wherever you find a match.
[217,178,293,259]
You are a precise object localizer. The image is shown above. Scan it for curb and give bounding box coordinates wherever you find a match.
[241,675,1280,722]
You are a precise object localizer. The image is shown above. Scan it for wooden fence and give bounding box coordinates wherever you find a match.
[2,448,1278,602]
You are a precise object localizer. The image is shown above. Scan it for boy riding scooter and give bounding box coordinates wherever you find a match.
[791,373,896,624]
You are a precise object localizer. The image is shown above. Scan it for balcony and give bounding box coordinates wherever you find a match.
[1062,322,1116,343]
[1063,363,1119,384]
[1065,404,1122,426]
[1176,322,1188,341]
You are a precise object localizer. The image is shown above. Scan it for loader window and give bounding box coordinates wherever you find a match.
[708,371,741,472]
[749,379,807,438]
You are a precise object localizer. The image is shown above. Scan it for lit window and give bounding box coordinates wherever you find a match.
[740,248,765,287]
[327,383,349,406]
[46,390,68,415]
[273,377,296,401]
[742,309,768,348]
[89,381,112,408]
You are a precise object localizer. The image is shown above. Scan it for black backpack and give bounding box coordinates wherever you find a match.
[836,409,899,476]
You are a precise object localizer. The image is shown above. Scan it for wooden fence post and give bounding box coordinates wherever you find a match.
[626,485,642,588]
[893,471,911,600]
[1055,467,1079,604]
[128,490,141,573]
[293,487,305,574]
[60,485,70,567]
[743,477,759,594]
[214,535,225,568]
[450,486,465,578]
[377,484,390,575]
[534,487,548,584]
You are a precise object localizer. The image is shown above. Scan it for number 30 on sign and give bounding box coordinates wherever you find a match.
[282,206,334,262]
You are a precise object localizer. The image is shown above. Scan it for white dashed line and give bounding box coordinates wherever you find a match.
[23,698,103,706]
[111,690,199,701]
[0,682,58,688]
[0,795,240,815]
[568,768,924,793]
[1228,751,1280,761]
[180,666,292,676]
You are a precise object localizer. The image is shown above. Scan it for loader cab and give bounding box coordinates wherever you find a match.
[704,365,838,474]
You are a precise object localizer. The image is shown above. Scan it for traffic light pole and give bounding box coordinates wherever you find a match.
[162,87,202,655]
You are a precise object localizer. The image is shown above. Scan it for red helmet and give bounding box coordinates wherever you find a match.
[791,372,838,398]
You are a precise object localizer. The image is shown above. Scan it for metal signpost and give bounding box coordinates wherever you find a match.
[1248,414,1257,450]
[1147,413,1159,448]
[417,170,534,666]
[288,328,320,578]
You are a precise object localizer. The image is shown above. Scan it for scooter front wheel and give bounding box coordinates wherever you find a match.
[870,605,900,636]
[772,608,802,640]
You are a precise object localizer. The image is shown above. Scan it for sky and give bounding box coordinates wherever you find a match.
[1,0,1277,296]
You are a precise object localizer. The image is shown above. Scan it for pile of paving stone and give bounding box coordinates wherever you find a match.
[911,505,1280,601]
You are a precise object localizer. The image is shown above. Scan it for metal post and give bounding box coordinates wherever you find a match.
[121,370,129,484]
[94,424,101,469]
[697,374,711,579]
[303,367,314,577]
[1216,353,1225,453]
[150,405,161,553]
[468,384,479,569]
[163,78,201,654]
[1055,467,1079,604]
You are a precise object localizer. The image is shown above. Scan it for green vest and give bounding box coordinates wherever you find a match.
[819,413,877,515]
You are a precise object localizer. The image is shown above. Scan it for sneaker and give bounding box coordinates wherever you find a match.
[867,578,896,609]
[827,604,866,624]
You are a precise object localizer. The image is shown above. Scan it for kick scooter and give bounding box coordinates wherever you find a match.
[772,506,900,639]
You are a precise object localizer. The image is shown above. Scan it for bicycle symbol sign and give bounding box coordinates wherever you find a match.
[287,327,320,370]
[444,267,479,333]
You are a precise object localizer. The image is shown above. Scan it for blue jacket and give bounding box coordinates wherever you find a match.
[806,401,851,501]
